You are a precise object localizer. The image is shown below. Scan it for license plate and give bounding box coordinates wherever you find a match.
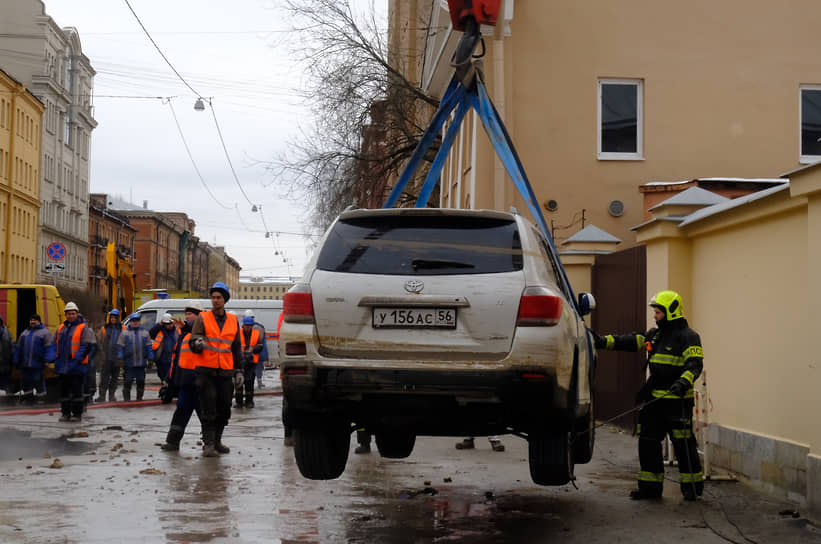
[372,307,457,329]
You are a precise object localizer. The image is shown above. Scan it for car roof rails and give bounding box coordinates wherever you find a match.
[343,204,360,212]
[510,206,519,215]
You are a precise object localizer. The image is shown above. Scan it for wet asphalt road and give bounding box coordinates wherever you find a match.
[0,374,819,543]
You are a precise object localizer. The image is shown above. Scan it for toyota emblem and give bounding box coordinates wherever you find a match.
[404,279,424,294]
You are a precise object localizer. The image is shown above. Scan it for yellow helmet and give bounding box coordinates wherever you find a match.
[649,290,684,321]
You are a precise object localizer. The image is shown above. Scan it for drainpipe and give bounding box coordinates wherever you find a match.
[3,86,18,282]
[178,229,189,290]
[491,27,506,210]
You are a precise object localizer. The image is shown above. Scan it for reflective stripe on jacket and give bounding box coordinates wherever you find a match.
[602,318,703,399]
[241,328,261,364]
[56,322,89,365]
[199,311,239,370]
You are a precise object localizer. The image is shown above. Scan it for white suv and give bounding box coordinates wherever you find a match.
[279,207,596,485]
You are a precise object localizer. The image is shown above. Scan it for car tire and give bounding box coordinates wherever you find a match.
[375,431,416,459]
[528,431,574,486]
[293,421,351,480]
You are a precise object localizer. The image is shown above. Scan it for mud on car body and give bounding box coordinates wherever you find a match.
[279,207,597,484]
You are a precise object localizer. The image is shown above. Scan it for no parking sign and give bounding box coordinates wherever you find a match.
[47,242,66,261]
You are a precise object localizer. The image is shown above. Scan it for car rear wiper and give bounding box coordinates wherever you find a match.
[411,259,475,270]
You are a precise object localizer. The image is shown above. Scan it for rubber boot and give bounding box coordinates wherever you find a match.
[108,388,117,403]
[455,438,475,450]
[136,381,145,401]
[235,393,244,409]
[245,393,254,409]
[215,426,230,454]
[161,426,184,451]
[202,425,219,457]
[122,386,131,402]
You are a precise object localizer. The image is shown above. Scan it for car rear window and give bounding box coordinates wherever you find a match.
[317,215,523,275]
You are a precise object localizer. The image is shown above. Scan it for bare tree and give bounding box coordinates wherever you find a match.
[272,0,439,231]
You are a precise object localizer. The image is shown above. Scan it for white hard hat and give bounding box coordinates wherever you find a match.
[244,309,254,317]
[161,313,173,324]
[184,301,203,313]
[65,302,79,312]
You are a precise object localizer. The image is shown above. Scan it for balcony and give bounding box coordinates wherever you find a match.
[90,265,107,279]
[91,235,108,248]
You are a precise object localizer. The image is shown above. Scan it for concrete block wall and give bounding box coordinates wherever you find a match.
[707,424,818,519]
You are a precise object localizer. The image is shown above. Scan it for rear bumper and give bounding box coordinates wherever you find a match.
[282,365,581,436]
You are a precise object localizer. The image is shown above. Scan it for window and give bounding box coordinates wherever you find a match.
[598,79,643,160]
[800,85,821,163]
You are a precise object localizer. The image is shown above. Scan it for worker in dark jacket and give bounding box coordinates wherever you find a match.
[14,315,55,403]
[96,309,123,402]
[55,302,97,421]
[161,302,203,451]
[595,290,704,501]
[189,282,242,457]
[152,313,178,398]
[117,313,153,401]
[238,315,264,408]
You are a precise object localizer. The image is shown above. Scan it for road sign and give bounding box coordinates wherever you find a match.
[45,262,65,273]
[47,242,66,261]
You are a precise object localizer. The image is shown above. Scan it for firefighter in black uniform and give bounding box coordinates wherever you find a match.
[595,290,704,501]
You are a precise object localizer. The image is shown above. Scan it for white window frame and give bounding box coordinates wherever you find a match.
[598,78,644,161]
[799,84,821,164]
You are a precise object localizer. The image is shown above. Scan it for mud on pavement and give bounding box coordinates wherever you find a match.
[0,393,818,543]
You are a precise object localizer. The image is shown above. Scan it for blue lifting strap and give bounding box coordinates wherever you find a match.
[383,71,577,306]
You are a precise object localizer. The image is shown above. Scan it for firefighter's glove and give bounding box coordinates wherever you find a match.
[189,337,205,354]
[591,330,606,349]
[667,379,689,398]
[233,372,244,388]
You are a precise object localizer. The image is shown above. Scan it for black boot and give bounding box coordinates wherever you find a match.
[136,381,144,401]
[161,426,184,451]
[245,394,254,408]
[235,393,244,408]
[122,386,131,402]
[215,426,230,454]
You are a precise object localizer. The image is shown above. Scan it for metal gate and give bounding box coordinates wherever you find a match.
[591,245,647,430]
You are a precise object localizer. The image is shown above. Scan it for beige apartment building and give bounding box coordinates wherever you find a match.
[0,1,96,289]
[0,68,44,283]
[238,276,294,300]
[391,0,821,519]
[402,0,821,246]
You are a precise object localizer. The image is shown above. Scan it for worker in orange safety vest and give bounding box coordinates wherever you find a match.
[55,301,97,422]
[188,282,242,457]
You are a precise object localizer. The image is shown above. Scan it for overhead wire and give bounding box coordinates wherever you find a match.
[120,0,298,273]
[122,0,202,98]
[165,98,233,210]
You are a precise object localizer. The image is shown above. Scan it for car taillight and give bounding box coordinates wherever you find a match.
[283,291,314,323]
[517,288,563,326]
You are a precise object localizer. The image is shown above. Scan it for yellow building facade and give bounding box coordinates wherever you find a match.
[0,68,43,284]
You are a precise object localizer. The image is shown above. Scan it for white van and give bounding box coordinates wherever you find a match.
[128,298,283,367]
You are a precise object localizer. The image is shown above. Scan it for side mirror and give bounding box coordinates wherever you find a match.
[578,293,596,316]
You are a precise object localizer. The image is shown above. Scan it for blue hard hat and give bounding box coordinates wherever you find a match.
[242,315,255,325]
[129,312,141,321]
[109,309,120,316]
[210,281,230,302]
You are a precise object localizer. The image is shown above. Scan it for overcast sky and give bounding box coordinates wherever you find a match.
[42,0,384,280]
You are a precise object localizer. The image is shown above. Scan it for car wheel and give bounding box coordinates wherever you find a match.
[528,431,574,486]
[293,420,351,480]
[375,430,416,459]
[572,398,595,464]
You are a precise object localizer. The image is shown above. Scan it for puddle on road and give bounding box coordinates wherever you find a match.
[0,428,97,461]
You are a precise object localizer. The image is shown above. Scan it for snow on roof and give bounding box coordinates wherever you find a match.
[678,183,790,227]
[642,177,784,187]
[562,224,621,244]
[649,186,730,210]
